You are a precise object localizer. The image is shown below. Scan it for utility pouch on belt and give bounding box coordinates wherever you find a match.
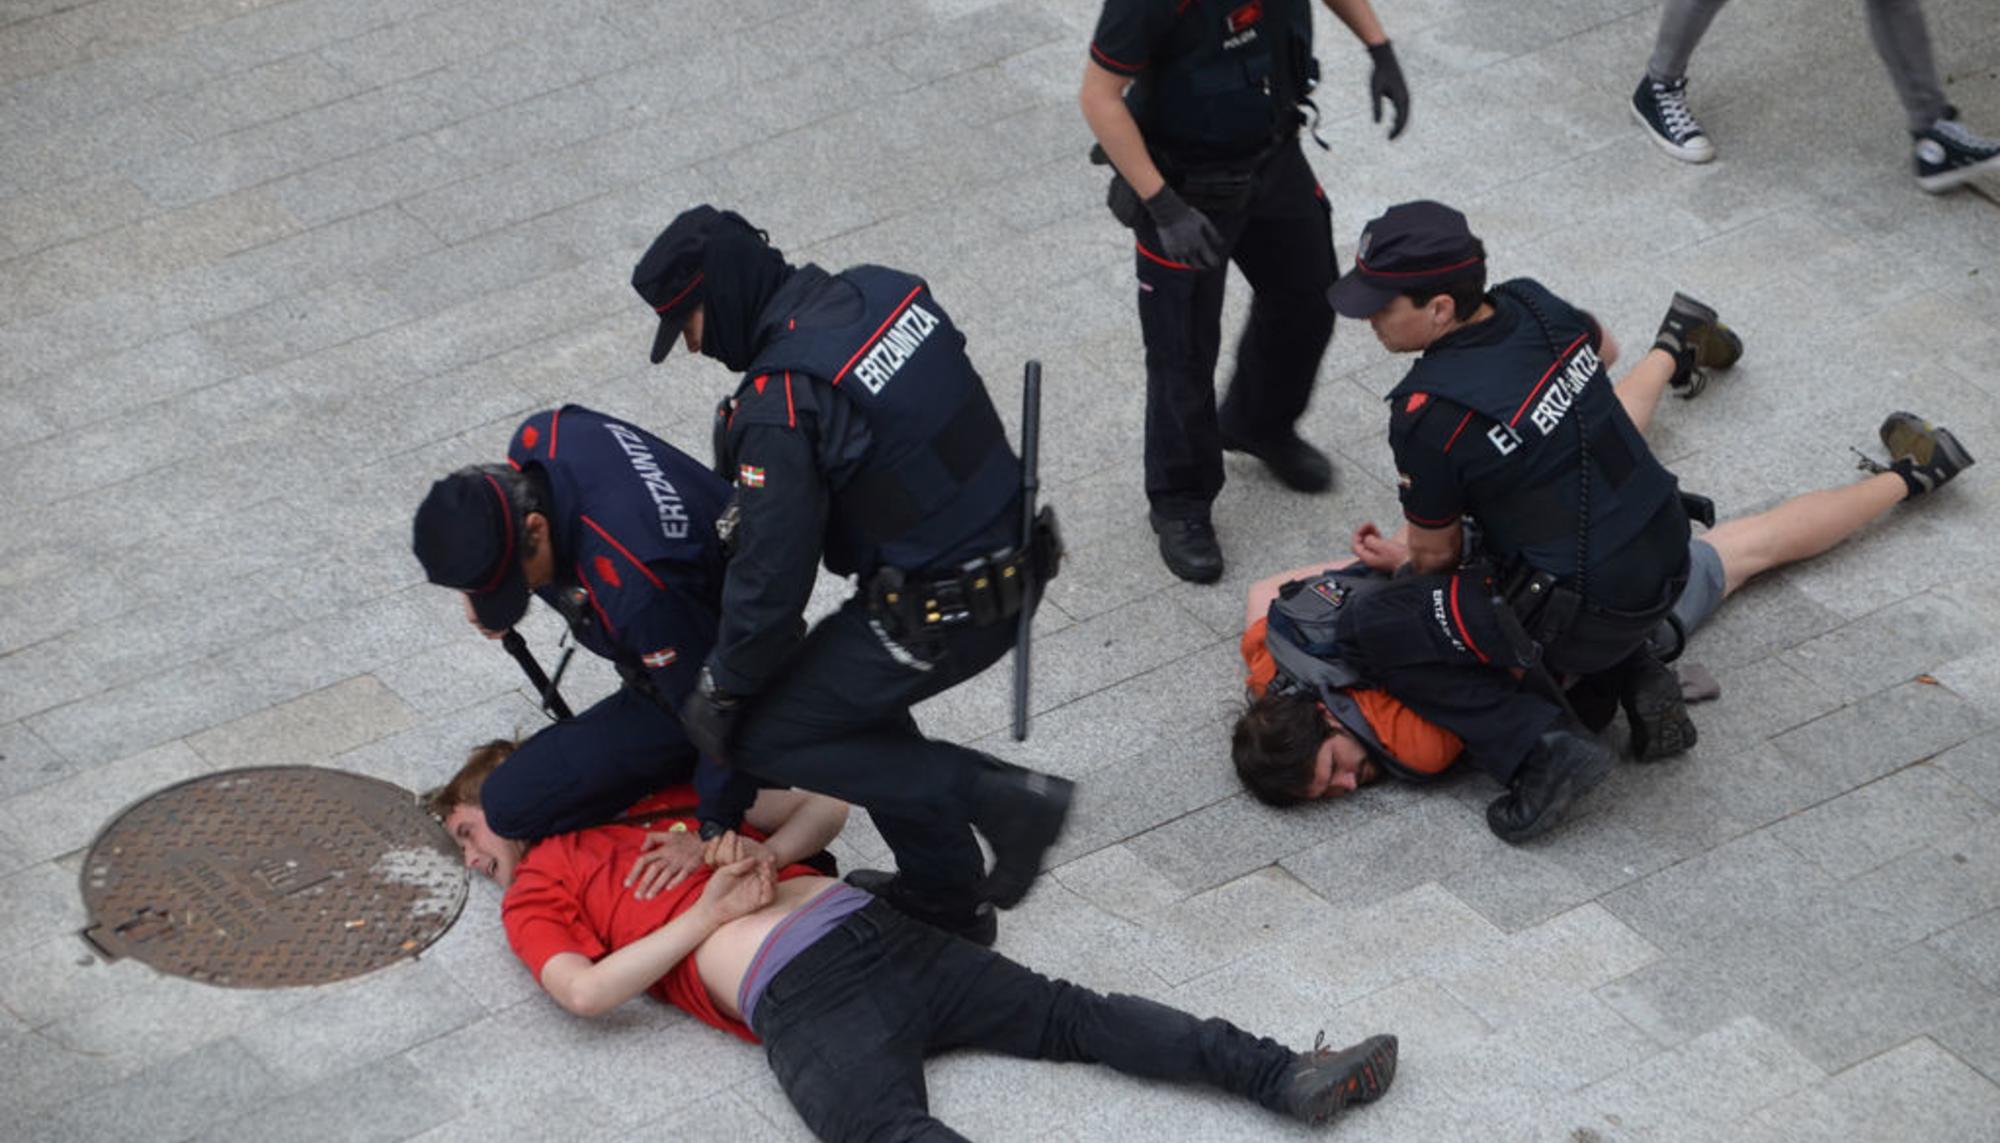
[1680,491,1716,529]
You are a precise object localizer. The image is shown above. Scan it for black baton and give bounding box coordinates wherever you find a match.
[501,629,576,721]
[1012,361,1042,742]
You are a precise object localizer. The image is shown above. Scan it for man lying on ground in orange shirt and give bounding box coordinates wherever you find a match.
[1233,370,1975,809]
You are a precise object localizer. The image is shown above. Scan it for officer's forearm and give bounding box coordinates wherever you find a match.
[1080,63,1165,199]
[1321,0,1388,46]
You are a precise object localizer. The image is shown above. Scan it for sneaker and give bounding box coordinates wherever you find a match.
[1279,1032,1398,1125]
[1618,651,1697,762]
[1150,511,1224,583]
[1914,115,2000,193]
[1220,426,1336,493]
[1653,291,1742,398]
[1876,411,1975,494]
[1485,726,1615,843]
[1631,75,1715,164]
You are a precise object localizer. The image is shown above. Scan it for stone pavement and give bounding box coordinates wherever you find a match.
[3,0,1999,1138]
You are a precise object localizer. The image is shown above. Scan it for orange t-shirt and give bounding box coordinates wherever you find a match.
[1240,618,1462,775]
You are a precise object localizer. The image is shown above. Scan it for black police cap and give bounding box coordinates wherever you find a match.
[631,205,770,364]
[1329,200,1486,319]
[412,466,532,633]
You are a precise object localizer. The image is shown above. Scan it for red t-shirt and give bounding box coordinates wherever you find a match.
[500,787,818,1043]
[1240,618,1463,776]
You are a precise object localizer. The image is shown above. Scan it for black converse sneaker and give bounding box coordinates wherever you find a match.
[1914,113,2000,193]
[1631,75,1715,163]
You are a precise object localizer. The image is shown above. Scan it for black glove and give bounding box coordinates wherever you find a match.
[1142,185,1224,270]
[682,667,743,764]
[1367,41,1410,141]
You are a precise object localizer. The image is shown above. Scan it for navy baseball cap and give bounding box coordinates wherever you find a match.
[1329,201,1486,319]
[412,467,531,632]
[632,205,767,363]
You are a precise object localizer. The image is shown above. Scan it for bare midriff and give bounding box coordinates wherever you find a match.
[693,875,841,1022]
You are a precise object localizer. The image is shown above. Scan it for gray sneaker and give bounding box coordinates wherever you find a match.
[1280,1032,1398,1125]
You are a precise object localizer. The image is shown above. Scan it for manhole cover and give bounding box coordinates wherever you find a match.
[79,767,467,988]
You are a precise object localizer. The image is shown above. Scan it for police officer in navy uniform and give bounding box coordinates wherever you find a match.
[1080,0,1410,583]
[412,405,757,850]
[1326,201,1705,842]
[630,205,1070,944]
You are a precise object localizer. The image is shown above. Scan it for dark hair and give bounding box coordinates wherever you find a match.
[1231,691,1328,806]
[1401,269,1487,324]
[474,463,549,560]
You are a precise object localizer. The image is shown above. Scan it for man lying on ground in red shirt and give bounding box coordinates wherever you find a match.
[1233,338,1975,807]
[431,740,1400,1141]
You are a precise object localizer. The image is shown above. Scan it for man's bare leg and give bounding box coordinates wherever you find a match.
[1702,472,1908,597]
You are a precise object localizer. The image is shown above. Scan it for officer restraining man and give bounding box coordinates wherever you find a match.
[411,405,754,846]
[1080,0,1410,583]
[630,205,1070,945]
[1312,200,1740,841]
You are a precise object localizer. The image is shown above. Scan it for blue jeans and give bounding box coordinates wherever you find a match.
[749,901,1298,1142]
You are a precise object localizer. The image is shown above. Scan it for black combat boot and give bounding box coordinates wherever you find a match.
[1486,726,1615,844]
[1219,426,1336,494]
[1150,511,1225,584]
[1619,649,1698,762]
[1277,1032,1399,1125]
[969,762,1074,909]
[845,869,997,947]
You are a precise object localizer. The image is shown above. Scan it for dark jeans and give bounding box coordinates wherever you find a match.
[1133,140,1337,519]
[1332,571,1561,785]
[750,901,1298,1142]
[729,595,1018,900]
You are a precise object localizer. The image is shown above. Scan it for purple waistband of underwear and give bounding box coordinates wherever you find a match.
[737,882,872,1027]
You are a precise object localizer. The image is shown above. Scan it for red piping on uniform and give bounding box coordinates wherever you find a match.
[1442,409,1476,452]
[784,371,795,428]
[474,475,516,592]
[832,284,926,384]
[654,273,703,314]
[1405,510,1456,527]
[1135,241,1193,271]
[548,408,562,457]
[1507,333,1590,428]
[581,515,665,590]
[506,457,522,471]
[577,568,618,637]
[1090,42,1140,72]
[1353,255,1483,278]
[1448,574,1490,664]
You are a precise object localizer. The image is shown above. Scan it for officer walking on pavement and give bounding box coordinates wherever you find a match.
[630,205,1070,944]
[1080,0,1410,583]
[1327,200,1735,841]
[412,405,758,853]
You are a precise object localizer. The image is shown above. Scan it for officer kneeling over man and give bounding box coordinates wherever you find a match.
[1232,329,1976,838]
[630,206,1070,946]
[412,405,756,855]
[1273,200,1734,841]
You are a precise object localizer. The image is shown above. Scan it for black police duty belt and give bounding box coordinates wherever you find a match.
[866,511,1061,641]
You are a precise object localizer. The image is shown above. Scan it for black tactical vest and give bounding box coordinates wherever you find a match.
[1262,570,1434,783]
[1389,279,1683,593]
[1129,0,1315,163]
[746,266,1019,577]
